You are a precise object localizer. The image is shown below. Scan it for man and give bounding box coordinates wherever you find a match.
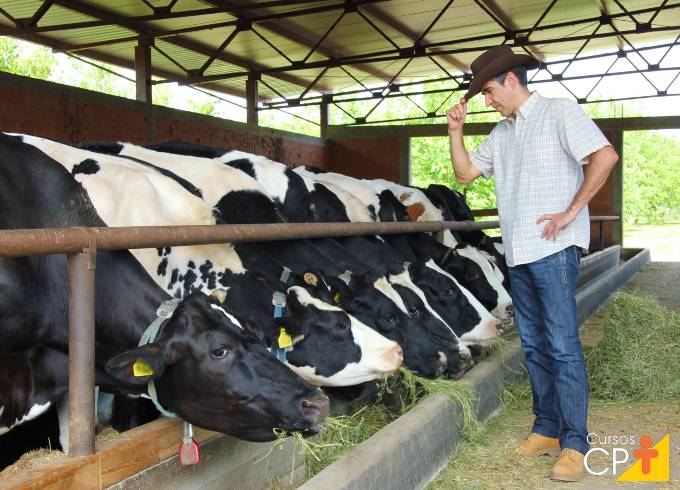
[447,45,618,482]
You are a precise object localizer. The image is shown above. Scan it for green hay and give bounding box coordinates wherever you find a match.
[303,368,480,480]
[586,291,680,402]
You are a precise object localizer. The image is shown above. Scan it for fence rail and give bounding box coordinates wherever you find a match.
[0,215,620,458]
[0,219,499,458]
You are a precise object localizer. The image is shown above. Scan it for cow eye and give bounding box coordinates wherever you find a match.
[388,315,397,324]
[409,307,422,319]
[466,270,479,279]
[211,347,229,359]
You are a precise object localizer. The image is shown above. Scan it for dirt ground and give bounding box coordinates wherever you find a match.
[429,261,680,489]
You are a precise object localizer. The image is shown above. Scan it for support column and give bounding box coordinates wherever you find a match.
[246,77,259,126]
[610,129,624,246]
[135,38,152,103]
[398,137,411,185]
[320,95,331,139]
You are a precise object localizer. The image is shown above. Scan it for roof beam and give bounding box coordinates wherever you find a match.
[595,0,625,50]
[475,0,545,60]
[360,4,468,71]
[200,0,391,91]
[46,0,316,94]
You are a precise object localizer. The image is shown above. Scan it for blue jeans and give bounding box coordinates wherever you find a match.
[508,246,589,455]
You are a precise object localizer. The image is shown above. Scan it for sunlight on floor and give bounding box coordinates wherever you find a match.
[623,224,680,262]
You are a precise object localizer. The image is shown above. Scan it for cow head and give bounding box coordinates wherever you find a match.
[105,291,329,442]
[439,248,498,312]
[324,271,466,378]
[279,286,403,387]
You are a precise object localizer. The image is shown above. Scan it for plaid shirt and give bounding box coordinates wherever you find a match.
[469,92,610,267]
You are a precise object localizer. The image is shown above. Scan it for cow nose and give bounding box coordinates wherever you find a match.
[384,344,403,370]
[505,304,514,317]
[301,392,330,423]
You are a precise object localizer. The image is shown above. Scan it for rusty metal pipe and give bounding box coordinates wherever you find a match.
[0,221,500,257]
[67,247,96,457]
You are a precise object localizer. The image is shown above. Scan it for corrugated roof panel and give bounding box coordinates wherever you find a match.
[0,0,42,19]
[38,4,100,28]
[1,0,678,103]
[49,25,134,46]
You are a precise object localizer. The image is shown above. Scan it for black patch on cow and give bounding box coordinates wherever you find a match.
[182,268,197,295]
[284,298,361,378]
[188,261,196,269]
[378,190,410,222]
[157,257,168,276]
[224,158,256,179]
[169,268,179,289]
[367,204,377,222]
[310,183,350,222]
[80,141,124,155]
[199,260,217,290]
[147,141,231,159]
[300,165,327,174]
[72,158,100,175]
[281,167,316,222]
[214,190,283,225]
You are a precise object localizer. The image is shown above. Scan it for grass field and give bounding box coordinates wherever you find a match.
[623,223,680,261]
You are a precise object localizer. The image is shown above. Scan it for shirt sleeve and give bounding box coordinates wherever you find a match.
[558,100,611,165]
[468,131,495,179]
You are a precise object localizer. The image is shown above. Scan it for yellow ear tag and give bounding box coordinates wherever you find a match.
[333,292,341,305]
[278,328,293,349]
[133,359,154,377]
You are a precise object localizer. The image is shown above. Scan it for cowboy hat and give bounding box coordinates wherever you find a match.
[463,46,540,100]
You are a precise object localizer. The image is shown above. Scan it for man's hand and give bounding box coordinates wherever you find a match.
[536,208,579,241]
[447,98,468,133]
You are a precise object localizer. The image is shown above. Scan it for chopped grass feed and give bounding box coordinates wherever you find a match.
[303,367,480,480]
[586,292,680,401]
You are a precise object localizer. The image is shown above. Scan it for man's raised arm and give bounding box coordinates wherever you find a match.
[447,98,483,184]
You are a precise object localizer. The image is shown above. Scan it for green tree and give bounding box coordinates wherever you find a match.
[0,37,55,79]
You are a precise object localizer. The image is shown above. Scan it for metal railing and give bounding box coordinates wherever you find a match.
[0,219,500,457]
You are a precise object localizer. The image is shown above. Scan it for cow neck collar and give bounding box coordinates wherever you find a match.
[138,298,180,418]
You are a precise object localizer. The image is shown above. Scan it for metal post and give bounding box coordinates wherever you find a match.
[246,77,258,126]
[599,220,605,250]
[67,246,97,457]
[135,38,152,103]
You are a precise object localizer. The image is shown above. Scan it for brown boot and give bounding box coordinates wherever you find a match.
[549,448,585,482]
[519,433,561,457]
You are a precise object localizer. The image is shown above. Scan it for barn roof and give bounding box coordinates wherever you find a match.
[1,1,679,113]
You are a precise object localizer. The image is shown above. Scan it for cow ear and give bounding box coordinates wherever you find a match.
[105,343,166,385]
[326,276,352,306]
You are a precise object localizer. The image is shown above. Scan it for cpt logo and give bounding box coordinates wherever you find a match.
[584,433,670,481]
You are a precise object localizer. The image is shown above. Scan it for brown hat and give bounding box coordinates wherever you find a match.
[463,46,540,100]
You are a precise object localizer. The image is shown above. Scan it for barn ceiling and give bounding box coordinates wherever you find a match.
[1,0,679,121]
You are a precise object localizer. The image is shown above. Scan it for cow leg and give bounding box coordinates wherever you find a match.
[96,389,115,432]
[56,393,69,454]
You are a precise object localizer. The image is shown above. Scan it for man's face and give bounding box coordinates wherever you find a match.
[481,76,514,117]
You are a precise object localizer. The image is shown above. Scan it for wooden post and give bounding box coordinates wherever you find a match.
[135,38,152,103]
[246,77,258,126]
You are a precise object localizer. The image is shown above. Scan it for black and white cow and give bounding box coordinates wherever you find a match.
[365,179,513,320]
[424,184,509,290]
[0,133,329,444]
[287,170,504,339]
[133,143,473,375]
[148,141,369,224]
[20,136,403,387]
